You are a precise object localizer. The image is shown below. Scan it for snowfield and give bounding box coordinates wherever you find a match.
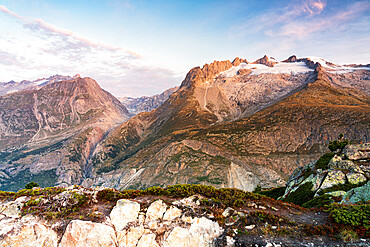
[220,62,314,78]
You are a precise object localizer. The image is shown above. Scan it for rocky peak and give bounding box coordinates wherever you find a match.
[282,55,298,63]
[180,59,245,88]
[232,57,248,66]
[252,55,277,67]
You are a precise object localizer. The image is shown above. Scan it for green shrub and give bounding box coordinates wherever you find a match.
[284,182,315,206]
[302,194,333,208]
[25,182,39,189]
[256,187,286,200]
[315,153,335,170]
[329,203,370,229]
[329,139,349,152]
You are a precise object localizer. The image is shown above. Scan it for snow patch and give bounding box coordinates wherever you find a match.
[307,56,370,74]
[220,62,313,78]
[6,89,18,94]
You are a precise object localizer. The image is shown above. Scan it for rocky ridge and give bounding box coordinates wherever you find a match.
[0,74,73,96]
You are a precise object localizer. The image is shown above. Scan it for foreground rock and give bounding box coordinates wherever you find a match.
[282,143,369,204]
[59,220,117,247]
[0,184,368,246]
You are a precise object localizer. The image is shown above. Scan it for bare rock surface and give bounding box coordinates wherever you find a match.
[59,220,117,247]
[110,199,140,231]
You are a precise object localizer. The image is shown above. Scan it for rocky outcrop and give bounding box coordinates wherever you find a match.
[282,143,369,202]
[110,199,140,231]
[341,181,370,204]
[343,143,370,160]
[59,220,117,247]
[0,193,225,247]
[253,55,277,67]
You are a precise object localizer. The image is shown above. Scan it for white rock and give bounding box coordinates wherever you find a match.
[0,197,26,218]
[222,207,235,217]
[147,221,158,230]
[137,234,160,247]
[189,217,224,247]
[59,220,116,247]
[110,199,140,231]
[163,206,182,221]
[117,224,144,247]
[226,236,235,247]
[245,224,255,230]
[182,215,192,224]
[173,195,202,208]
[0,217,17,236]
[163,227,191,247]
[0,221,58,247]
[146,200,167,221]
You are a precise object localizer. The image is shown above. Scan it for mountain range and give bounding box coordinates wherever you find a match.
[0,55,369,191]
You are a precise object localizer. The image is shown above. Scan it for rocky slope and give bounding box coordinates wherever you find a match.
[1,184,368,246]
[0,76,130,191]
[120,87,179,114]
[84,56,370,191]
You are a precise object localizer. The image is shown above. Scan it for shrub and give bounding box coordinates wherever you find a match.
[284,182,315,206]
[25,182,39,189]
[328,139,349,152]
[256,187,286,200]
[302,194,333,209]
[329,203,370,229]
[315,153,335,170]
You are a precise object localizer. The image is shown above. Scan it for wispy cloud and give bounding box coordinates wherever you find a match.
[0,5,180,97]
[230,0,369,40]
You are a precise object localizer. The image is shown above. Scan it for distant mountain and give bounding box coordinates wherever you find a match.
[0,76,130,190]
[0,75,73,96]
[84,56,370,191]
[119,87,179,114]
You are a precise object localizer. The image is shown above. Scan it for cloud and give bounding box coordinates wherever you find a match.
[0,5,181,97]
[229,0,370,40]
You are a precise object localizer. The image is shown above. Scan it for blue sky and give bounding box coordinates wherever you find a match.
[0,0,369,97]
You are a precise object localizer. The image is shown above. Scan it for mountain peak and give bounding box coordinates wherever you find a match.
[252,55,277,67]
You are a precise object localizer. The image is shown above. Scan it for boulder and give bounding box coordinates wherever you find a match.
[320,169,346,190]
[163,227,191,247]
[137,234,160,247]
[189,217,224,247]
[0,196,27,218]
[0,220,58,247]
[328,155,342,167]
[346,172,367,185]
[222,207,235,217]
[146,200,167,221]
[110,199,140,231]
[59,220,116,247]
[163,206,182,221]
[331,160,363,173]
[117,224,145,247]
[341,181,370,204]
[343,143,370,160]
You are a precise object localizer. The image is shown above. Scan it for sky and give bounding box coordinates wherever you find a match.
[0,0,369,97]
